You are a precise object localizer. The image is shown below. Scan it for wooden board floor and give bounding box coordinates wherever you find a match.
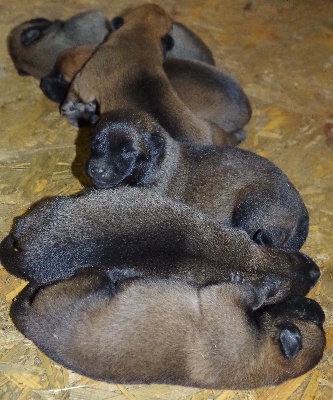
[0,0,332,399]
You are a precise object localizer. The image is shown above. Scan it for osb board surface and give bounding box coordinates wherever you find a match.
[0,0,332,399]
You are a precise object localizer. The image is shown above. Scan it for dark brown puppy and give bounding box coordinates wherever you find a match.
[10,269,325,388]
[0,187,319,302]
[86,110,308,250]
[7,10,110,78]
[40,47,250,140]
[61,4,242,146]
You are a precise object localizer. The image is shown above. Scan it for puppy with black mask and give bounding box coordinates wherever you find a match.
[7,10,110,78]
[61,4,244,146]
[0,187,319,302]
[10,268,325,388]
[86,109,308,250]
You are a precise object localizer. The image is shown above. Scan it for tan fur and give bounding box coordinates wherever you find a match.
[61,4,242,145]
[7,10,109,78]
[42,45,249,136]
[10,271,325,388]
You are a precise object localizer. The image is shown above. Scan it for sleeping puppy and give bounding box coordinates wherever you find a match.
[40,47,250,139]
[61,4,243,146]
[0,187,319,302]
[7,10,110,78]
[10,269,325,388]
[8,9,214,80]
[86,109,308,250]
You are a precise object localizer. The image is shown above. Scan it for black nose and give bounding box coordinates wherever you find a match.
[89,165,106,178]
[302,254,320,289]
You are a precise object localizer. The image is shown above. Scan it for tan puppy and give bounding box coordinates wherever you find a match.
[40,46,250,139]
[86,110,308,250]
[61,4,243,146]
[7,10,110,78]
[10,269,325,388]
[0,187,319,302]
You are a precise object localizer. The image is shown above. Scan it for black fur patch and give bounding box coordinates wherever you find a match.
[279,323,302,359]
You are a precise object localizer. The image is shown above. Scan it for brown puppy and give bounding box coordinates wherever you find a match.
[86,110,308,250]
[10,269,325,388]
[0,187,319,302]
[8,9,214,80]
[40,46,250,140]
[61,4,242,146]
[7,10,110,78]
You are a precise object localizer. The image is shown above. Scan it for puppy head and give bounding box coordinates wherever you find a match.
[86,110,166,189]
[7,18,55,78]
[254,296,325,382]
[113,4,174,56]
[7,11,109,79]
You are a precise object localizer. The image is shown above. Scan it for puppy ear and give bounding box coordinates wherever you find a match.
[110,17,124,31]
[279,323,303,359]
[21,27,43,45]
[161,34,174,54]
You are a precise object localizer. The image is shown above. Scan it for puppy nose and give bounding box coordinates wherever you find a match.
[303,254,320,289]
[89,166,106,177]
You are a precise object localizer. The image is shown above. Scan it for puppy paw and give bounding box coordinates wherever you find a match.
[61,100,97,127]
[228,272,244,284]
[279,323,302,359]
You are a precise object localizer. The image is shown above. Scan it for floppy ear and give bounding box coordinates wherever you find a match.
[279,323,303,359]
[161,33,174,54]
[21,27,43,45]
[110,17,124,31]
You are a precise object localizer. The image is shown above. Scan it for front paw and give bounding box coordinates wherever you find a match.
[60,99,97,127]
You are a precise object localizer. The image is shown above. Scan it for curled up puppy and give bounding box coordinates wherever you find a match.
[61,3,245,146]
[10,268,326,388]
[0,187,319,302]
[87,109,308,250]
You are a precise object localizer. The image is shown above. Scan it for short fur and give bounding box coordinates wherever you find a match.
[7,10,110,78]
[40,47,250,137]
[61,4,244,146]
[87,110,308,250]
[10,269,325,388]
[0,187,319,303]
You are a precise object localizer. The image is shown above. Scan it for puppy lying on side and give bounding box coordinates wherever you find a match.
[8,9,214,80]
[61,4,243,146]
[10,269,325,388]
[40,46,250,140]
[0,187,319,303]
[87,110,308,250]
[7,10,110,78]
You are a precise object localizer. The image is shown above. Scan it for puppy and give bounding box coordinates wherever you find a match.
[61,4,243,146]
[7,10,110,78]
[0,187,319,303]
[86,110,308,250]
[8,9,214,80]
[10,269,325,388]
[40,47,250,139]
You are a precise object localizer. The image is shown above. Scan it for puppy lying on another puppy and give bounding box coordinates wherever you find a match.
[40,48,250,140]
[10,268,325,388]
[87,109,308,250]
[0,187,319,303]
[61,4,245,146]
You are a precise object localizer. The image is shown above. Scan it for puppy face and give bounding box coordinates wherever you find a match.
[87,111,165,188]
